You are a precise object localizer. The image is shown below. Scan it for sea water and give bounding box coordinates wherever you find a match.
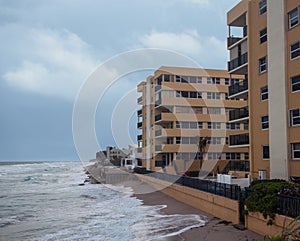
[0,161,206,241]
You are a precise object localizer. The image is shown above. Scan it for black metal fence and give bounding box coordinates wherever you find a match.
[277,194,300,218]
[134,167,241,201]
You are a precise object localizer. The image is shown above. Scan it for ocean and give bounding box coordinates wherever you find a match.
[0,161,206,241]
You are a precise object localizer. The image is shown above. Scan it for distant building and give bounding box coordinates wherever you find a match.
[137,66,247,177]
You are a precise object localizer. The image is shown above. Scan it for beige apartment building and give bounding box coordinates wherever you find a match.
[227,0,300,180]
[137,66,248,177]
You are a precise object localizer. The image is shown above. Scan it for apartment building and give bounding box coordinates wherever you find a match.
[137,66,248,177]
[227,0,300,180]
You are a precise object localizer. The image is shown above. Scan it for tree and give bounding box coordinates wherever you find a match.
[198,136,207,176]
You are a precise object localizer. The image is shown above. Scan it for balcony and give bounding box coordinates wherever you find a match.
[137,134,142,141]
[155,85,161,92]
[229,134,249,147]
[228,52,248,74]
[155,114,162,122]
[137,122,142,129]
[229,79,248,98]
[137,109,142,116]
[155,129,162,137]
[227,26,247,49]
[137,96,142,104]
[229,107,249,123]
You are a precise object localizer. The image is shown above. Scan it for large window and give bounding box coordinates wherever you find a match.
[292,143,300,159]
[290,41,300,59]
[261,116,269,129]
[259,0,267,15]
[260,28,267,44]
[207,153,222,160]
[259,56,267,73]
[291,75,300,92]
[176,75,202,84]
[207,77,220,84]
[290,108,300,126]
[207,107,221,115]
[207,92,221,100]
[262,146,270,159]
[208,122,221,129]
[289,8,299,29]
[261,86,268,100]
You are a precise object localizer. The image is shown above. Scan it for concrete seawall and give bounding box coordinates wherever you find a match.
[136,174,240,224]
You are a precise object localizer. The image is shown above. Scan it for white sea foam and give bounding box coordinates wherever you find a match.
[0,162,207,241]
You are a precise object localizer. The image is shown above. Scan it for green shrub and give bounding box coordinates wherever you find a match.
[245,180,293,225]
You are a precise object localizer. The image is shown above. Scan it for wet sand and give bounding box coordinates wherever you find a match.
[132,182,263,241]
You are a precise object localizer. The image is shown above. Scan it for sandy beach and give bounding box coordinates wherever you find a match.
[132,181,263,241]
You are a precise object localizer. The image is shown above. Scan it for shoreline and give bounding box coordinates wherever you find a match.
[84,164,263,240]
[131,181,263,241]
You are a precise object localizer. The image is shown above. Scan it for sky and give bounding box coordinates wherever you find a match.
[0,0,240,161]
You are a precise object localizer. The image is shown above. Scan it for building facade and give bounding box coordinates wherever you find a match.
[227,0,300,180]
[137,66,248,177]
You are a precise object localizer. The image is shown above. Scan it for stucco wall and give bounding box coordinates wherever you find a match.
[246,212,300,237]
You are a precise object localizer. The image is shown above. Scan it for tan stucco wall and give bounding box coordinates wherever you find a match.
[246,211,300,237]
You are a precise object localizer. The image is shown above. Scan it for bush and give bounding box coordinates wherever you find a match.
[245,180,293,225]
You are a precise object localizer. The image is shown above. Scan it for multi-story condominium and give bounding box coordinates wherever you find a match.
[227,0,300,180]
[137,66,248,177]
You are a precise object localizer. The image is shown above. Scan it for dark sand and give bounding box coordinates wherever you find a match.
[130,181,263,241]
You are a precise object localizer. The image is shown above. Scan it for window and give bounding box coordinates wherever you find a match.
[259,0,267,15]
[208,153,221,160]
[226,123,240,130]
[207,92,220,100]
[290,41,300,59]
[291,75,300,92]
[225,78,230,85]
[259,56,267,73]
[260,28,267,44]
[261,86,268,100]
[262,146,270,159]
[176,137,181,144]
[292,143,300,159]
[244,152,249,160]
[291,108,300,126]
[208,77,220,84]
[207,107,221,115]
[208,122,221,129]
[261,116,269,129]
[198,122,203,129]
[289,8,299,29]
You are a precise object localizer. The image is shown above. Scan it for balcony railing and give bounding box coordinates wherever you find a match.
[137,147,142,153]
[155,145,162,152]
[229,107,249,121]
[155,114,162,122]
[137,134,142,141]
[155,85,161,92]
[137,122,142,129]
[137,109,142,116]
[227,37,243,48]
[229,134,249,146]
[228,52,248,72]
[155,129,162,136]
[229,79,248,96]
[137,96,142,104]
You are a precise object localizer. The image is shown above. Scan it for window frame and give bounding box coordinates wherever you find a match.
[261,116,269,130]
[261,86,268,101]
[292,143,300,160]
[290,108,300,126]
[259,56,267,74]
[290,41,300,60]
[259,0,267,15]
[262,145,270,160]
[291,75,300,93]
[260,28,267,44]
[289,7,299,29]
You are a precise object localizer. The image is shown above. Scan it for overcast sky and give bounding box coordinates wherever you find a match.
[0,0,240,161]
